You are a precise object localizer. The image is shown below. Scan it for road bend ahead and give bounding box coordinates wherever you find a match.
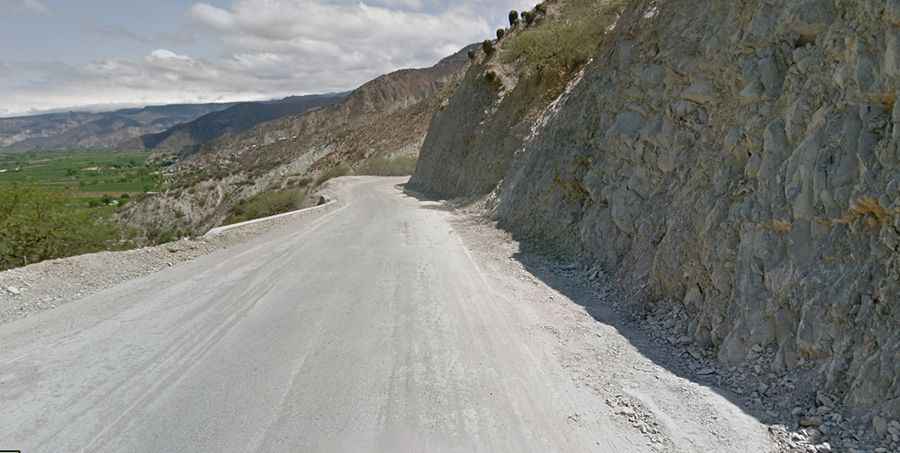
[0,177,774,453]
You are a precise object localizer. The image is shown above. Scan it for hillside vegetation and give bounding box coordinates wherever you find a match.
[0,150,160,193]
[0,186,132,270]
[0,150,165,270]
[502,0,627,84]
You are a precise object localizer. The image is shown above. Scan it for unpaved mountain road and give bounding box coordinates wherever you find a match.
[0,177,778,452]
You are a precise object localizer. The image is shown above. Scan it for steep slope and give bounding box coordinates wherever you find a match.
[129,93,347,156]
[413,0,900,429]
[0,103,236,151]
[120,46,473,235]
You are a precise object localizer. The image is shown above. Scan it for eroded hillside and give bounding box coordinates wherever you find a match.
[412,0,900,435]
[120,47,472,236]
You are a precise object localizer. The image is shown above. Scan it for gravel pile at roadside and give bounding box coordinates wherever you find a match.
[0,191,340,326]
[444,192,897,453]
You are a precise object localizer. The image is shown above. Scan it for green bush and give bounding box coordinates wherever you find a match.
[0,186,124,270]
[522,11,535,26]
[509,10,519,26]
[482,40,495,56]
[356,155,419,176]
[314,163,352,187]
[224,189,309,225]
[485,70,501,87]
[497,28,506,40]
[502,0,627,76]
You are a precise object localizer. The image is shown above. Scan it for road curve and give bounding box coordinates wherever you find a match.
[0,177,773,452]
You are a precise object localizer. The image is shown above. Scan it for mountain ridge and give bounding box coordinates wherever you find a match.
[0,103,238,152]
[125,93,349,157]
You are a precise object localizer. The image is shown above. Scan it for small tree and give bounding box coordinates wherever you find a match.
[467,49,477,60]
[522,11,535,26]
[509,10,519,26]
[535,4,547,15]
[496,28,506,40]
[482,39,495,55]
[485,70,500,86]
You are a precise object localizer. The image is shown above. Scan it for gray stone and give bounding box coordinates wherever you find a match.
[608,111,643,139]
[640,64,666,86]
[888,0,900,25]
[800,416,824,427]
[682,80,716,104]
[874,416,888,437]
[885,30,900,78]
[888,420,900,436]
[782,0,834,41]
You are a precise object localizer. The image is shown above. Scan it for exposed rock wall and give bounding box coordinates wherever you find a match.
[412,0,900,416]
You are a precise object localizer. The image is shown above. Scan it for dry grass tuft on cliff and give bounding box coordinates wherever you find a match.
[502,0,630,78]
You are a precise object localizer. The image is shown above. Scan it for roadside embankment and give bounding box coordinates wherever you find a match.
[0,179,350,325]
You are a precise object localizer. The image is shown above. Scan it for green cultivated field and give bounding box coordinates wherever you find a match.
[0,150,161,195]
[0,150,162,271]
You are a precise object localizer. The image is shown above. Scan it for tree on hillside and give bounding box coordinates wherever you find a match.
[0,186,121,270]
[482,40,495,55]
[509,10,520,26]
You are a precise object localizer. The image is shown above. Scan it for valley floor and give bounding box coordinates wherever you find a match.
[0,177,779,452]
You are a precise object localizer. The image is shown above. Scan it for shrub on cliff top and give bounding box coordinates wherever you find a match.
[503,0,628,76]
[482,39,495,55]
[522,11,535,26]
[509,10,519,26]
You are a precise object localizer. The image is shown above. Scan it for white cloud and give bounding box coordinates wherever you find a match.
[185,0,533,83]
[1,0,49,14]
[1,0,540,115]
[24,0,48,13]
[148,49,193,62]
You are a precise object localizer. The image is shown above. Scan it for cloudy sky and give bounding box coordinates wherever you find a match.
[0,0,537,116]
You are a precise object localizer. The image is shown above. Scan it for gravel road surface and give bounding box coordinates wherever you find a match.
[0,177,778,452]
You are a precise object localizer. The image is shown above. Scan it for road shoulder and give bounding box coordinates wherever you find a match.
[0,178,357,326]
[442,206,787,452]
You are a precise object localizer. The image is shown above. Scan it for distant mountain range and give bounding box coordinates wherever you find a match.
[0,103,237,152]
[126,93,348,157]
[0,94,348,154]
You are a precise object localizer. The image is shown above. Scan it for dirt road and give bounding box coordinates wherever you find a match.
[0,177,777,452]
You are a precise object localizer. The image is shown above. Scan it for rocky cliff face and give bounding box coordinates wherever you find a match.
[412,0,900,419]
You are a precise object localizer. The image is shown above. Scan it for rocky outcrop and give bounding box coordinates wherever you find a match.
[412,0,900,418]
